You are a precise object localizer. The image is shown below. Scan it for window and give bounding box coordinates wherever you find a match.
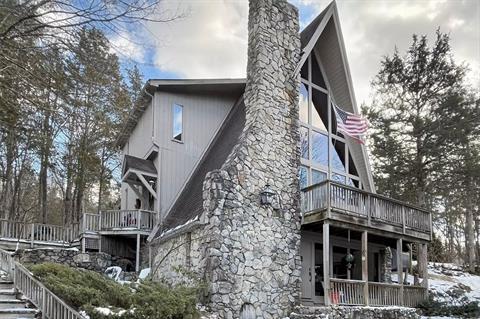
[172,104,183,142]
[298,53,361,188]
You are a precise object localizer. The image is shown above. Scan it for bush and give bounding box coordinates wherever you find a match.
[418,296,480,318]
[28,263,200,319]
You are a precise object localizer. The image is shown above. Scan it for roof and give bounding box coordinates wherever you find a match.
[153,98,246,237]
[123,155,157,176]
[116,78,246,149]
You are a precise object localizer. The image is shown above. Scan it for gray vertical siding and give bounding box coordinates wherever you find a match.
[121,88,238,215]
[155,90,237,217]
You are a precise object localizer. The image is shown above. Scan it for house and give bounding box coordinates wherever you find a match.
[112,0,432,318]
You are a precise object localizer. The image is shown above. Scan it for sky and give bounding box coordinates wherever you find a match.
[110,0,480,106]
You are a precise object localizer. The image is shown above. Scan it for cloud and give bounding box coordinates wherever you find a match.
[110,32,146,62]
[146,0,248,78]
[300,0,480,104]
[143,0,479,102]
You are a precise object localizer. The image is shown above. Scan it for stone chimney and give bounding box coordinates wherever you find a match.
[202,0,301,318]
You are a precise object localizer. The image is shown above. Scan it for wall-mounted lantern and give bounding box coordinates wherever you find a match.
[260,184,276,206]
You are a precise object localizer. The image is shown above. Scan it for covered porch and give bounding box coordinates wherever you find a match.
[300,223,429,307]
[299,179,431,306]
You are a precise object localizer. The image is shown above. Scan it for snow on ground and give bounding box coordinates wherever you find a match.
[428,262,480,305]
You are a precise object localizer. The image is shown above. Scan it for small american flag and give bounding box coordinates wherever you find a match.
[333,103,368,144]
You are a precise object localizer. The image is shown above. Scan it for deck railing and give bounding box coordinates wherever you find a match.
[100,210,157,231]
[0,219,75,245]
[330,278,365,305]
[404,285,428,307]
[0,249,85,319]
[301,180,432,235]
[329,278,427,307]
[82,213,101,232]
[368,282,402,306]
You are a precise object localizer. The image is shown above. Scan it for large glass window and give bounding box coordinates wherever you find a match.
[173,103,183,142]
[299,54,361,188]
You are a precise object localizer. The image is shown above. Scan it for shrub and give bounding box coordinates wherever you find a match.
[28,263,200,319]
[418,296,480,318]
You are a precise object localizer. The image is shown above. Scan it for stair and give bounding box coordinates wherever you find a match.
[0,280,38,319]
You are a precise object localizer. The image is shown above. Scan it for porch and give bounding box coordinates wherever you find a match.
[80,209,158,272]
[300,209,430,307]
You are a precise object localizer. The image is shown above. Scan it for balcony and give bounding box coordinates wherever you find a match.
[301,180,432,241]
[81,210,158,235]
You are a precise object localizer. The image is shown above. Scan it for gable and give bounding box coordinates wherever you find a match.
[299,2,375,192]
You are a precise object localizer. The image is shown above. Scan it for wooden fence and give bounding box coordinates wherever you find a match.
[0,249,86,319]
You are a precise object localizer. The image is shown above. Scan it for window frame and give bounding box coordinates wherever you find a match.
[299,54,361,189]
[172,103,184,143]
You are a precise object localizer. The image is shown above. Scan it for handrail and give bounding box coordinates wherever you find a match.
[99,209,158,231]
[0,219,75,244]
[0,248,86,319]
[302,180,430,214]
[301,180,432,234]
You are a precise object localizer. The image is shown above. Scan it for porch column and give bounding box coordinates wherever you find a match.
[362,231,369,306]
[397,238,404,305]
[135,233,141,272]
[418,243,428,288]
[323,222,330,305]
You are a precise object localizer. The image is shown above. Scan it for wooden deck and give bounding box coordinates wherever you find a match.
[301,180,432,241]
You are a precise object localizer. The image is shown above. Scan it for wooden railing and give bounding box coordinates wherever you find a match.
[404,285,428,307]
[301,180,432,235]
[368,282,402,306]
[0,219,75,245]
[100,210,157,231]
[329,278,427,307]
[82,213,100,232]
[0,249,85,319]
[330,278,365,305]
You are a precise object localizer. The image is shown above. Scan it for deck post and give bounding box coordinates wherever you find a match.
[30,224,35,248]
[418,243,428,288]
[397,238,404,305]
[362,230,369,306]
[323,222,330,305]
[135,233,141,272]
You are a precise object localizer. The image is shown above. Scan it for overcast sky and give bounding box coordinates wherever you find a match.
[111,0,480,105]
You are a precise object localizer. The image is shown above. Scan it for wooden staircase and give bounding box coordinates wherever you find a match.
[0,279,38,319]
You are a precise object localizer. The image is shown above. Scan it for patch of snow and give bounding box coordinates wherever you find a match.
[138,268,150,280]
[105,266,123,281]
[159,216,199,238]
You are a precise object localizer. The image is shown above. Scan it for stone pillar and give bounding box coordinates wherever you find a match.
[380,247,393,283]
[202,0,301,318]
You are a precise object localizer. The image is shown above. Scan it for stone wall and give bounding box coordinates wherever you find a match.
[150,227,206,286]
[201,0,302,318]
[290,306,420,319]
[15,249,112,272]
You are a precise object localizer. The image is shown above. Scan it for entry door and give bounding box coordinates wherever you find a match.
[313,243,324,304]
[300,240,313,299]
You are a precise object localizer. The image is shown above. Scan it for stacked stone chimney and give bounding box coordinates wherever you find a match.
[202,0,302,318]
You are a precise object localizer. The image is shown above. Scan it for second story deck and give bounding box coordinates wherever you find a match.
[82,210,158,236]
[301,180,432,241]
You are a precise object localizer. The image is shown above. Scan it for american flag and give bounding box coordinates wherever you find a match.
[332,103,368,144]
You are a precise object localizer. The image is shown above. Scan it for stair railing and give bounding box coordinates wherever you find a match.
[0,248,86,319]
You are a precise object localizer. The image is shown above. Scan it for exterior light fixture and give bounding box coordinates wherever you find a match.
[260,184,276,206]
[344,253,355,269]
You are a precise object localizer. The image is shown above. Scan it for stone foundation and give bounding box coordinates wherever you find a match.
[290,306,420,319]
[150,226,206,286]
